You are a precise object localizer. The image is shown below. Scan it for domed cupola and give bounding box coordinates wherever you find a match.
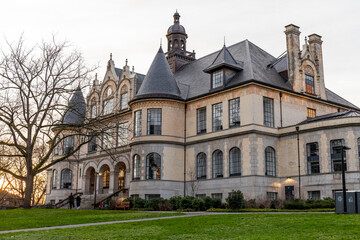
[134,47,182,101]
[167,11,187,36]
[63,87,86,125]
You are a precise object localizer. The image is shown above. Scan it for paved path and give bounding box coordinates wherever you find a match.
[0,211,333,234]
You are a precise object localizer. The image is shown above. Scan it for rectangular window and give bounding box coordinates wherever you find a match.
[134,110,142,137]
[117,122,129,147]
[212,103,223,132]
[120,92,128,110]
[308,191,321,200]
[63,136,74,155]
[102,128,114,149]
[211,193,223,200]
[91,105,97,118]
[88,134,97,153]
[103,98,114,115]
[54,137,60,156]
[196,194,206,199]
[263,97,274,127]
[305,75,315,94]
[145,194,161,200]
[131,194,139,199]
[330,139,346,172]
[307,108,316,118]
[197,107,207,134]
[147,109,162,135]
[307,142,320,174]
[267,192,278,201]
[229,98,240,128]
[212,70,223,89]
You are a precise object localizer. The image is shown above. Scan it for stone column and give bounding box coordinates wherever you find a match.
[284,24,301,92]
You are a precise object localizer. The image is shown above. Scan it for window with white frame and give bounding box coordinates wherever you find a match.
[265,147,276,176]
[229,98,240,128]
[117,122,128,147]
[212,150,223,178]
[211,193,222,199]
[212,70,223,88]
[212,103,223,132]
[263,97,274,127]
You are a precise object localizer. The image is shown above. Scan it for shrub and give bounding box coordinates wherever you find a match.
[244,199,256,208]
[284,199,305,210]
[169,196,182,210]
[145,198,165,211]
[158,200,172,211]
[180,196,195,209]
[226,190,245,209]
[211,198,222,208]
[203,197,213,210]
[191,198,206,211]
[133,197,147,209]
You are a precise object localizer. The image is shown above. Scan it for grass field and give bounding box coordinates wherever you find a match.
[1,213,360,239]
[0,209,182,231]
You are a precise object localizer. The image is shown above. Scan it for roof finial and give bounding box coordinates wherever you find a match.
[132,66,134,72]
[125,58,128,66]
[95,73,97,80]
[110,53,112,60]
[224,36,226,46]
[160,38,162,47]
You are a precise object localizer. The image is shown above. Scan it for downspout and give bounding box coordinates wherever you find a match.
[296,126,301,199]
[183,103,187,197]
[279,92,283,127]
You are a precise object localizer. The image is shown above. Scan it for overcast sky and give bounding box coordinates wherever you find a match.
[1,0,359,106]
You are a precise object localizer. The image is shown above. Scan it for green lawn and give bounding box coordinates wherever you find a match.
[2,213,360,239]
[0,209,182,231]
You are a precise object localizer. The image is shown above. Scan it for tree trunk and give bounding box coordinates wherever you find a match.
[23,174,34,209]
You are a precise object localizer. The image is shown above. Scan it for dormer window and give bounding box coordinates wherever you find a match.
[212,70,223,89]
[305,66,315,94]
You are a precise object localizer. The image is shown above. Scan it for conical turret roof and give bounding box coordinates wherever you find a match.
[204,45,243,73]
[135,47,182,101]
[63,87,86,125]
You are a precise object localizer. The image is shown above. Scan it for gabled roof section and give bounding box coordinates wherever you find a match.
[134,47,182,101]
[203,45,243,73]
[63,87,86,125]
[298,109,360,125]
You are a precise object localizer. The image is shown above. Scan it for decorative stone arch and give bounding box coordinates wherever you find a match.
[100,80,117,115]
[98,162,111,193]
[82,162,98,194]
[98,158,115,172]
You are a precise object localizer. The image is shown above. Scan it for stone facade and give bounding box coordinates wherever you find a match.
[45,13,360,205]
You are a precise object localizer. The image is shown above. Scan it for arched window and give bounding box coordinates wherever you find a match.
[305,65,315,94]
[103,166,110,188]
[197,153,207,179]
[90,98,97,118]
[146,153,161,180]
[265,147,276,176]
[52,170,58,189]
[120,86,128,110]
[229,147,241,176]
[60,169,72,189]
[174,39,179,48]
[103,86,114,115]
[180,40,185,50]
[212,150,223,178]
[133,155,141,180]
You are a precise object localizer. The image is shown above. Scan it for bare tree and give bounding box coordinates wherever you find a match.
[188,166,200,197]
[0,35,97,208]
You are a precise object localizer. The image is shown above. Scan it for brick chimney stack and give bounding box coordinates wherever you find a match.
[284,24,301,92]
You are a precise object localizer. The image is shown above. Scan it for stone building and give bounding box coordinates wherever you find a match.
[45,12,360,205]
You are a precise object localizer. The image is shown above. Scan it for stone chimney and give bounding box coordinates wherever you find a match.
[308,34,327,99]
[284,24,301,92]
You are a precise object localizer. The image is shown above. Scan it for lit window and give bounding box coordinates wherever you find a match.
[63,136,74,155]
[212,103,223,132]
[134,110,142,137]
[103,98,114,115]
[147,109,162,135]
[196,153,207,179]
[307,108,316,118]
[120,92,128,110]
[229,147,241,176]
[133,155,141,180]
[146,153,161,180]
[103,166,110,188]
[229,98,240,128]
[263,97,274,127]
[60,169,72,189]
[307,142,319,174]
[212,150,223,178]
[305,74,315,94]
[117,122,128,147]
[330,139,346,172]
[265,147,276,176]
[212,70,223,88]
[197,107,206,134]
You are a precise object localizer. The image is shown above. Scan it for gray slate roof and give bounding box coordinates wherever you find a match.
[204,45,243,73]
[114,67,145,93]
[63,87,86,125]
[134,47,182,101]
[298,109,360,125]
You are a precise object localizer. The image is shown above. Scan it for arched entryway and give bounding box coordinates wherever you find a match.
[115,162,126,190]
[85,167,95,194]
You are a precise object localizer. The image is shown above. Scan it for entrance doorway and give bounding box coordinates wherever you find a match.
[117,162,126,190]
[89,168,95,194]
[285,186,294,200]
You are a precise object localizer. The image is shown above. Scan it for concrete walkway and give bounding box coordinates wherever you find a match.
[0,211,333,234]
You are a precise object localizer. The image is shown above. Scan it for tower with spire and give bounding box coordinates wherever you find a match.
[165,11,196,74]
